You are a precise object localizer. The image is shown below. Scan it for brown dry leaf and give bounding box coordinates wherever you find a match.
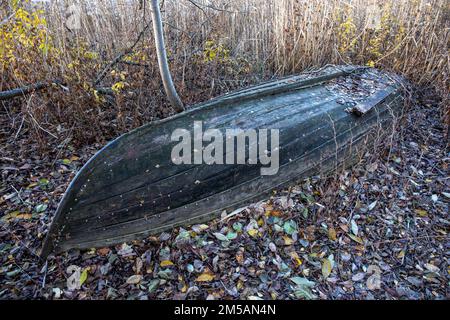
[16,213,32,220]
[97,248,110,256]
[270,210,282,217]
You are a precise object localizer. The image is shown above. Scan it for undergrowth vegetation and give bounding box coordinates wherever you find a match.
[1,0,449,149]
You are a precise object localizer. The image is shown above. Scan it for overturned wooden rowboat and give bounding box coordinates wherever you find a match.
[41,65,406,257]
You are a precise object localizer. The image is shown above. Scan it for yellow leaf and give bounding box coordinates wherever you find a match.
[27,182,38,188]
[322,259,332,279]
[247,229,259,238]
[195,272,215,282]
[415,209,428,217]
[366,60,376,68]
[2,211,20,221]
[16,213,32,220]
[328,228,337,241]
[348,234,364,244]
[79,268,88,286]
[283,236,294,246]
[290,251,302,267]
[160,260,174,267]
[397,250,405,259]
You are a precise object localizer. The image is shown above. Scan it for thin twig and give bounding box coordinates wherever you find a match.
[186,0,235,13]
[94,23,151,86]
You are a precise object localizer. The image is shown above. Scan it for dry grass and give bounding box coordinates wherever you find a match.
[1,0,449,147]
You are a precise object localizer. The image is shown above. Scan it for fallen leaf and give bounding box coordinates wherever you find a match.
[350,219,359,236]
[247,229,259,238]
[160,260,174,267]
[147,279,160,293]
[34,204,48,213]
[38,178,49,187]
[195,272,215,282]
[415,209,428,217]
[352,272,365,282]
[283,236,294,246]
[270,210,282,217]
[226,232,238,240]
[97,248,110,256]
[247,296,263,300]
[126,275,142,284]
[80,268,88,286]
[283,220,297,235]
[322,258,332,279]
[213,232,229,241]
[27,182,38,189]
[348,234,364,244]
[366,265,381,290]
[236,250,244,264]
[269,242,277,253]
[192,224,209,233]
[290,277,315,287]
[135,257,143,274]
[328,227,337,241]
[368,201,377,211]
[290,251,302,267]
[424,263,439,273]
